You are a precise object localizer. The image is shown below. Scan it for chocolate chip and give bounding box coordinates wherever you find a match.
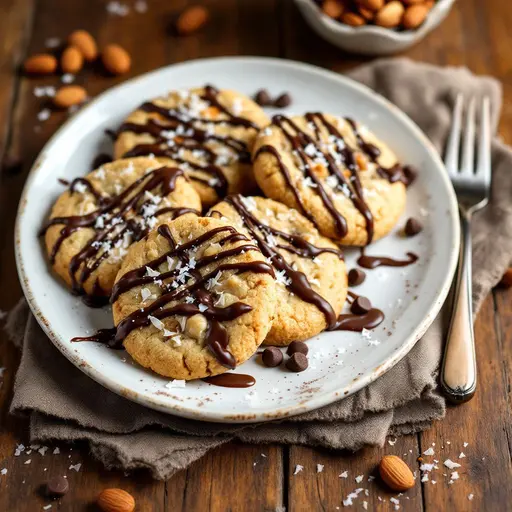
[287,340,309,356]
[2,155,23,175]
[403,165,417,186]
[262,347,283,367]
[46,476,69,497]
[351,296,372,315]
[348,268,366,287]
[254,89,272,106]
[91,153,112,170]
[286,352,308,372]
[404,217,423,237]
[274,93,291,108]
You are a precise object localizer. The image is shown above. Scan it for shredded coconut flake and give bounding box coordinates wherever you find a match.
[165,380,186,389]
[423,447,435,456]
[444,459,461,469]
[339,470,348,478]
[293,465,303,475]
[148,315,164,331]
[69,463,81,472]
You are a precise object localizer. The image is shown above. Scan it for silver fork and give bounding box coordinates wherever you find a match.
[440,95,492,403]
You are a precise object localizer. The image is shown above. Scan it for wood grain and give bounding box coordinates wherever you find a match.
[0,0,511,510]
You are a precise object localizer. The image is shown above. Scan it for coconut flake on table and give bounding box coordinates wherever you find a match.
[355,475,364,483]
[423,447,435,456]
[339,470,348,478]
[316,464,324,473]
[37,109,51,122]
[45,37,60,48]
[106,1,130,16]
[444,459,461,469]
[69,463,81,472]
[342,488,363,507]
[293,465,303,475]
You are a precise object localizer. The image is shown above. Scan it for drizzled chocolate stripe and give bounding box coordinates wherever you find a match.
[111,224,274,369]
[42,166,198,305]
[222,195,342,329]
[116,85,258,199]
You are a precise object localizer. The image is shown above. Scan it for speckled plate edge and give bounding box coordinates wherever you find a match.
[15,57,460,423]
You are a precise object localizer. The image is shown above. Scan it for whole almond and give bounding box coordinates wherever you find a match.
[357,0,384,11]
[322,0,344,19]
[97,488,135,512]
[53,85,87,109]
[23,54,57,75]
[68,30,98,61]
[176,6,209,35]
[402,0,425,4]
[341,12,366,27]
[403,4,430,30]
[102,44,131,75]
[379,455,415,491]
[61,46,83,74]
[375,1,405,28]
[358,6,375,21]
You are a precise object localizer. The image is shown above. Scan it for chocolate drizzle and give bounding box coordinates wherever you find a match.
[109,224,274,369]
[116,85,258,199]
[220,195,343,329]
[255,114,412,244]
[357,249,419,269]
[41,166,198,304]
[331,290,385,332]
[202,373,255,388]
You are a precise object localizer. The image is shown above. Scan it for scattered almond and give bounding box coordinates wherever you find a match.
[97,488,135,512]
[379,455,415,491]
[23,54,57,75]
[375,1,405,28]
[61,46,83,74]
[403,4,430,30]
[341,12,366,27]
[499,267,512,288]
[322,0,345,19]
[357,0,384,10]
[68,30,98,61]
[102,44,131,75]
[53,85,87,109]
[176,5,209,35]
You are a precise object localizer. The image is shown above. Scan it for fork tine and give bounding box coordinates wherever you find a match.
[445,94,463,172]
[461,97,476,175]
[476,97,491,188]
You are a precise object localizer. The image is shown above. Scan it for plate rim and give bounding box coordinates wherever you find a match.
[14,56,460,423]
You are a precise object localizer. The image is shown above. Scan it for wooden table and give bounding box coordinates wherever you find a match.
[1,0,511,510]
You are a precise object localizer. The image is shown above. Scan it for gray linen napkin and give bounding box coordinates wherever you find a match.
[6,58,512,480]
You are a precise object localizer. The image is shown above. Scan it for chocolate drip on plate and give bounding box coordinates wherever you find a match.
[357,249,419,269]
[331,308,385,331]
[202,373,255,388]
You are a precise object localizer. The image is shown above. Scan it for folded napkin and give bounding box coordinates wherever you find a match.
[6,58,512,480]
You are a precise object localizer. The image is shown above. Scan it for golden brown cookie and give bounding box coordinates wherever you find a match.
[43,157,201,305]
[114,86,270,208]
[111,215,277,380]
[210,196,347,345]
[252,114,408,246]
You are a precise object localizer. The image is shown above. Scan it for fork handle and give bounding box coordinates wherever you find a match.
[440,214,477,403]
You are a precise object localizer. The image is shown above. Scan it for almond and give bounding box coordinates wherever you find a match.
[499,267,512,288]
[341,12,366,27]
[357,0,384,11]
[68,30,98,61]
[402,0,425,4]
[375,1,405,28]
[357,6,375,21]
[322,0,344,19]
[379,455,415,491]
[97,488,135,512]
[61,46,83,74]
[176,6,209,35]
[102,44,131,75]
[403,4,430,30]
[53,85,87,109]
[23,54,57,75]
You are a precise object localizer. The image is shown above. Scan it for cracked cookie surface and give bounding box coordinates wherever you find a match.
[252,114,407,246]
[210,195,347,345]
[112,215,277,380]
[114,86,270,208]
[43,157,201,304]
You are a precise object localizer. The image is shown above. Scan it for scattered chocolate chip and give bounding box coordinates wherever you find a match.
[46,476,69,497]
[91,153,112,170]
[262,347,283,367]
[286,352,308,372]
[58,178,70,186]
[287,340,309,356]
[254,89,272,106]
[403,165,417,186]
[274,93,291,108]
[2,155,23,175]
[404,217,423,237]
[499,267,512,288]
[348,268,366,287]
[351,296,372,315]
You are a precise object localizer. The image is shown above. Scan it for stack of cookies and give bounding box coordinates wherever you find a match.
[42,85,411,381]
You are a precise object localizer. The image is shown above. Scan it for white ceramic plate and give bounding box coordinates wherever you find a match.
[15,57,459,423]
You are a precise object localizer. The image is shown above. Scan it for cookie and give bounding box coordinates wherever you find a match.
[252,114,408,246]
[210,195,347,345]
[111,215,277,380]
[114,86,270,208]
[43,157,201,305]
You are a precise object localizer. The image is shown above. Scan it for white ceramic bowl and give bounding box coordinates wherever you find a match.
[295,0,456,56]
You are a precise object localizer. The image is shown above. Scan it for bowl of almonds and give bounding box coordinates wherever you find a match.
[295,0,455,55]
